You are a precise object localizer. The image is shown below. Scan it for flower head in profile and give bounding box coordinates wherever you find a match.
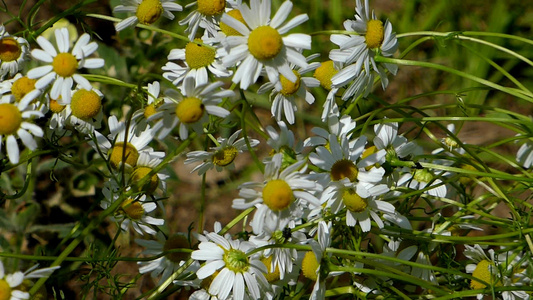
[0,25,29,79]
[0,95,44,164]
[329,0,398,100]
[28,28,104,103]
[179,0,230,40]
[185,129,259,175]
[301,221,331,300]
[191,231,270,299]
[220,0,311,89]
[114,0,183,31]
[149,77,233,140]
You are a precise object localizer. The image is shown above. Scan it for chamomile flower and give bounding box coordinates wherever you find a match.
[301,221,331,300]
[0,96,44,164]
[113,0,183,31]
[397,167,447,198]
[128,151,168,195]
[0,26,29,79]
[102,187,164,236]
[149,77,232,140]
[179,0,228,40]
[28,28,104,104]
[48,94,69,132]
[191,231,270,299]
[162,37,231,89]
[232,153,320,234]
[373,120,421,160]
[90,115,156,170]
[257,57,320,124]
[313,60,342,121]
[64,86,104,134]
[329,0,398,100]
[464,244,498,294]
[220,0,311,89]
[185,129,259,175]
[0,74,41,107]
[136,232,195,283]
[0,260,60,300]
[304,112,357,148]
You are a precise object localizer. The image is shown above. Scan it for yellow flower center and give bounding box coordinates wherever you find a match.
[0,103,22,135]
[223,248,250,273]
[261,256,281,282]
[314,61,338,90]
[470,260,494,290]
[280,70,301,96]
[121,198,144,220]
[197,0,225,16]
[136,0,163,25]
[212,146,238,167]
[70,89,101,120]
[52,53,78,77]
[163,234,190,263]
[248,26,283,60]
[262,179,294,211]
[302,251,319,281]
[330,159,358,182]
[185,39,216,69]
[132,166,159,193]
[0,37,21,62]
[175,97,205,124]
[220,10,246,36]
[0,278,12,300]
[11,76,36,102]
[49,99,66,113]
[365,19,384,49]
[109,142,139,168]
[342,189,368,212]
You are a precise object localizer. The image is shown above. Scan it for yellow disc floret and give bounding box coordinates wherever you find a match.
[342,189,368,212]
[280,70,301,96]
[248,26,283,60]
[220,9,246,36]
[0,37,21,62]
[136,0,163,25]
[314,61,338,90]
[176,97,205,124]
[11,76,36,102]
[330,159,358,182]
[52,53,78,77]
[365,20,384,49]
[302,251,319,281]
[121,198,144,220]
[261,256,281,282]
[212,146,238,167]
[262,179,294,211]
[185,39,216,69]
[163,234,190,263]
[109,142,139,168]
[49,99,66,113]
[0,103,22,135]
[70,89,101,120]
[197,0,226,16]
[132,166,159,193]
[470,260,494,290]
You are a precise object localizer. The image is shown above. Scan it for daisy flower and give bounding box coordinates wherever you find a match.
[301,221,331,300]
[90,115,155,170]
[257,55,320,124]
[28,28,104,104]
[329,0,398,100]
[373,120,421,160]
[232,153,320,234]
[113,0,183,31]
[0,95,44,164]
[162,37,231,89]
[149,76,232,140]
[128,151,168,195]
[191,231,270,299]
[64,86,104,134]
[0,260,60,300]
[313,60,343,121]
[179,0,229,40]
[464,244,499,296]
[220,0,311,89]
[136,232,195,283]
[396,167,447,198]
[102,187,164,236]
[304,113,357,149]
[185,129,259,175]
[0,25,30,79]
[0,74,42,107]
